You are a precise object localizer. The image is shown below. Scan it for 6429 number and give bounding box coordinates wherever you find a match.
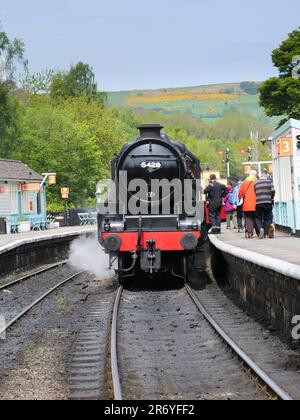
[141,162,162,169]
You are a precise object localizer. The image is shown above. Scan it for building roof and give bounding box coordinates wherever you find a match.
[272,118,300,139]
[0,159,43,182]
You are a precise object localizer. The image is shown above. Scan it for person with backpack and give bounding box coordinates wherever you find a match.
[224,183,238,229]
[204,174,227,234]
[233,178,244,233]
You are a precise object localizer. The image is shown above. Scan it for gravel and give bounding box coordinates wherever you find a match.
[118,287,265,400]
[0,265,113,400]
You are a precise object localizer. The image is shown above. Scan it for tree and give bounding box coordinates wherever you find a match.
[0,30,27,82]
[22,69,55,95]
[0,83,20,155]
[12,99,101,205]
[50,62,107,104]
[0,29,26,153]
[259,27,300,125]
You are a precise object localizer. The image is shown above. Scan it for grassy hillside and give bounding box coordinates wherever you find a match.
[107,82,264,122]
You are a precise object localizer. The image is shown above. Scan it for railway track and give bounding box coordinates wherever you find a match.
[0,262,84,338]
[110,284,293,401]
[184,284,293,401]
[0,260,69,292]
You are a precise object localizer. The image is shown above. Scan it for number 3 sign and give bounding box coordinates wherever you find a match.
[279,138,293,157]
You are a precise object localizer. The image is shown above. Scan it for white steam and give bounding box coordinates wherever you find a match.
[69,234,114,279]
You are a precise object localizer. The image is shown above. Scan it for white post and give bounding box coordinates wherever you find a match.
[258,162,262,177]
[227,162,230,179]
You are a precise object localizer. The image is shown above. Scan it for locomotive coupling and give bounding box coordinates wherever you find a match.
[116,251,138,274]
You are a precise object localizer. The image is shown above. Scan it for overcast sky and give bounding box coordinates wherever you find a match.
[1,0,299,91]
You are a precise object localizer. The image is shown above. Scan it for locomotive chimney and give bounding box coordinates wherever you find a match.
[138,124,164,138]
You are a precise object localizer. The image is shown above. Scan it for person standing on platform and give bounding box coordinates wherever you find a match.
[254,171,276,239]
[233,178,244,233]
[204,174,227,234]
[224,184,238,230]
[238,170,257,239]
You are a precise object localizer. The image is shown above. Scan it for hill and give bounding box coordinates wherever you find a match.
[107,82,264,122]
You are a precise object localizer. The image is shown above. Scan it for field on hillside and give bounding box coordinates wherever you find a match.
[107,83,264,122]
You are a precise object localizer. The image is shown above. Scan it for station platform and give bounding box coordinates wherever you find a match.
[0,226,97,255]
[209,227,300,280]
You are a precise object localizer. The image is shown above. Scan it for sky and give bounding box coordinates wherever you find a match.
[0,0,299,91]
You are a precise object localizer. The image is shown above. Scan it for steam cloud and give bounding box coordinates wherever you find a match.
[69,234,114,279]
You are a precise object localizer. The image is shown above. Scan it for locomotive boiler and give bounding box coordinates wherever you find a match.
[98,124,207,287]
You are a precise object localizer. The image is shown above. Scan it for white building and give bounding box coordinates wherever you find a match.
[0,159,46,219]
[271,119,300,236]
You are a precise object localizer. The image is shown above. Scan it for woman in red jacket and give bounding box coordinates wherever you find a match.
[238,170,257,238]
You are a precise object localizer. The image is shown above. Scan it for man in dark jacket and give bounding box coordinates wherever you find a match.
[204,174,227,234]
[254,172,275,239]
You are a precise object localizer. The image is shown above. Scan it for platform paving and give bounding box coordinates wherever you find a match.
[0,226,96,253]
[210,227,300,268]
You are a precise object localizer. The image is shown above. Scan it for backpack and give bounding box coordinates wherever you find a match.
[228,190,235,205]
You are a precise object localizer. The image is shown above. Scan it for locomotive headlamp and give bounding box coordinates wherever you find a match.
[104,221,111,232]
[192,221,199,231]
[180,233,198,250]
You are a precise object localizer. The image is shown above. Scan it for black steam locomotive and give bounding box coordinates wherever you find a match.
[98,124,207,287]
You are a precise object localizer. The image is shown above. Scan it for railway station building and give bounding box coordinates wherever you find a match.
[271,118,300,236]
[0,159,47,226]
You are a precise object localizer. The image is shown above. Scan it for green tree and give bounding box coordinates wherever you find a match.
[50,62,107,104]
[22,69,55,95]
[0,29,27,82]
[259,27,300,125]
[12,99,101,205]
[0,84,20,155]
[0,29,26,154]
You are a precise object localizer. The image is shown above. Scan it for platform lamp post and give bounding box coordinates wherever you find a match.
[40,173,57,189]
[39,173,57,215]
[61,188,70,226]
[225,147,231,179]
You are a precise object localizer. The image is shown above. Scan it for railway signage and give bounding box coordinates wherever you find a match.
[278,137,293,157]
[22,183,40,192]
[61,187,69,199]
[48,174,57,185]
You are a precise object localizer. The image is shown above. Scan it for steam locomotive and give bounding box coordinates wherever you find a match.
[98,124,207,287]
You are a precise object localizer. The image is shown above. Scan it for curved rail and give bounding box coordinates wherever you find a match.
[111,286,123,400]
[0,260,69,292]
[185,284,293,401]
[0,271,84,337]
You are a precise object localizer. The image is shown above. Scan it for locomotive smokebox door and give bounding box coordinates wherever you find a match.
[140,240,161,273]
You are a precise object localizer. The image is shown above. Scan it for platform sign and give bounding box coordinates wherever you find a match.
[48,174,56,185]
[22,183,40,192]
[279,137,293,157]
[61,187,69,199]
